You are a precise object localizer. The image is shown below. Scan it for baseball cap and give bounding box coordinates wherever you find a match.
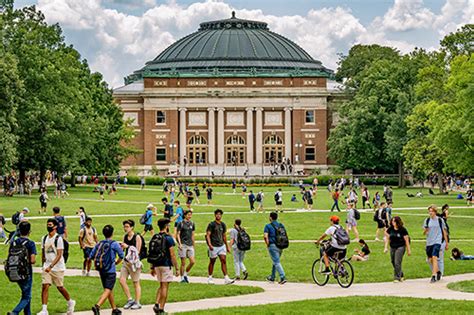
[147,203,154,209]
[330,215,340,223]
[23,207,30,213]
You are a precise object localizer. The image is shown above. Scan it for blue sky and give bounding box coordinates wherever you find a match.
[14,0,474,87]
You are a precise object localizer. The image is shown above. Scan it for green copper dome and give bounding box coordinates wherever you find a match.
[125,12,332,83]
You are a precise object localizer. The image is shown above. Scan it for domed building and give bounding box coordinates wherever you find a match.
[115,12,344,176]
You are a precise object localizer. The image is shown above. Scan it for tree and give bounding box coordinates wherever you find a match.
[440,24,474,59]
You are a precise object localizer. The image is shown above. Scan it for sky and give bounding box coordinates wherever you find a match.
[14,0,474,88]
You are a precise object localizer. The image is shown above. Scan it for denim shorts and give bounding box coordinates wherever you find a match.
[426,244,441,258]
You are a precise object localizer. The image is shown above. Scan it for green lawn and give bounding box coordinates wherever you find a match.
[182,296,474,314]
[448,280,474,293]
[0,273,263,314]
[1,185,473,285]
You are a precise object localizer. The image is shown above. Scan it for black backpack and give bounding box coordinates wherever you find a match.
[373,210,379,222]
[237,228,251,251]
[271,222,289,249]
[140,212,151,225]
[5,239,31,282]
[39,194,46,203]
[334,226,350,246]
[354,209,361,220]
[256,193,262,202]
[274,192,280,202]
[42,234,69,263]
[147,233,168,265]
[11,212,21,225]
[133,233,148,260]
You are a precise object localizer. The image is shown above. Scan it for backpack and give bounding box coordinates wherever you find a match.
[271,222,289,249]
[354,209,361,220]
[39,194,46,203]
[147,233,168,265]
[42,234,69,263]
[237,228,251,251]
[134,233,148,260]
[5,239,31,282]
[373,210,379,222]
[94,240,114,271]
[140,211,151,225]
[11,212,21,225]
[333,226,350,246]
[274,192,280,202]
[165,204,174,218]
[378,208,387,221]
[256,193,262,202]
[0,215,5,225]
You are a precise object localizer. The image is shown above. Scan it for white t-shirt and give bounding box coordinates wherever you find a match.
[42,234,66,271]
[325,225,346,249]
[79,212,86,227]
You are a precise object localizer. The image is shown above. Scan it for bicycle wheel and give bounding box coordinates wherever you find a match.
[311,258,329,286]
[335,260,354,288]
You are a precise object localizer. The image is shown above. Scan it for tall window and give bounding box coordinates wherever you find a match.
[305,147,316,161]
[156,111,166,124]
[187,135,207,165]
[305,110,315,124]
[156,147,166,161]
[225,135,246,165]
[263,135,284,164]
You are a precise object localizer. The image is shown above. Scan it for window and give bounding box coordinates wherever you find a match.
[305,110,315,124]
[156,111,166,124]
[305,147,315,161]
[156,147,166,161]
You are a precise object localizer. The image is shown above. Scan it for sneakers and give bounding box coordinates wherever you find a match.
[266,276,275,283]
[111,309,122,315]
[183,276,189,283]
[430,276,437,283]
[37,310,49,315]
[124,299,135,309]
[243,270,249,280]
[321,267,331,275]
[81,270,86,276]
[207,277,215,284]
[393,279,400,283]
[278,278,287,285]
[235,276,241,281]
[130,302,142,310]
[91,305,100,315]
[224,277,235,285]
[153,304,166,314]
[67,300,76,315]
[436,271,442,281]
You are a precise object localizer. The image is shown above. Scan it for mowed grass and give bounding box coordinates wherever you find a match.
[448,280,474,293]
[182,296,474,314]
[1,184,473,284]
[0,273,263,314]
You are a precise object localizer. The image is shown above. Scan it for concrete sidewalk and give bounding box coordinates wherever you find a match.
[51,268,474,314]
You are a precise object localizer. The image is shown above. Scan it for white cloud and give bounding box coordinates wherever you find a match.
[35,0,474,87]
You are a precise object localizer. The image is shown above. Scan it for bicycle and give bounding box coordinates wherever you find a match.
[312,241,354,288]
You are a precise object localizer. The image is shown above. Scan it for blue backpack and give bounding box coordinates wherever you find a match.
[94,240,114,272]
[56,216,66,235]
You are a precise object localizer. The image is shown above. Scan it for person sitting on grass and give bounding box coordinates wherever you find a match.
[451,248,474,260]
[351,239,370,261]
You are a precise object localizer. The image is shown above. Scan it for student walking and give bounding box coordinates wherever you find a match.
[206,209,234,284]
[7,221,36,315]
[77,207,87,229]
[161,198,174,219]
[39,190,49,214]
[78,217,98,276]
[263,212,287,284]
[345,203,359,241]
[424,205,449,283]
[361,187,370,209]
[0,213,6,240]
[149,218,179,315]
[384,216,411,282]
[248,191,256,212]
[229,219,249,280]
[193,184,200,204]
[274,189,283,212]
[39,218,75,315]
[90,225,124,315]
[52,207,67,240]
[141,204,156,237]
[175,211,195,283]
[330,189,341,212]
[256,190,265,212]
[206,185,213,205]
[374,203,387,241]
[119,220,144,310]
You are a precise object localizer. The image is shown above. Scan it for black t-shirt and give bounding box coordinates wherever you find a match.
[206,221,226,247]
[387,226,409,249]
[177,220,195,246]
[361,244,370,256]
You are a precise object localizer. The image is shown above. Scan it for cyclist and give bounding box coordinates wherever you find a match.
[315,215,348,274]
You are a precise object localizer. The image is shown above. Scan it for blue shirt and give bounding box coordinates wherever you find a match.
[264,221,284,245]
[89,240,124,273]
[145,210,153,225]
[175,206,184,224]
[55,215,66,235]
[14,237,37,274]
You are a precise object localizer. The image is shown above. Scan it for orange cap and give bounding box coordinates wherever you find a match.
[330,215,340,223]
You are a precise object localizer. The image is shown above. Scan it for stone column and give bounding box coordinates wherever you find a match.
[217,108,225,165]
[208,108,216,165]
[246,108,254,164]
[179,108,187,164]
[255,108,263,165]
[284,107,292,160]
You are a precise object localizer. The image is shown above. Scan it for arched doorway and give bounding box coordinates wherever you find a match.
[264,135,284,164]
[225,135,246,165]
[187,135,207,165]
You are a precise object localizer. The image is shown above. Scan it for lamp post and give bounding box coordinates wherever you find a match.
[169,143,177,165]
[195,153,199,176]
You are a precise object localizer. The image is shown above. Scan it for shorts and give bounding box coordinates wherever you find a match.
[186,198,193,205]
[83,247,93,259]
[144,224,153,232]
[209,245,226,259]
[276,201,282,206]
[154,266,174,283]
[40,202,47,208]
[307,199,313,205]
[120,262,142,282]
[207,195,212,200]
[377,221,386,229]
[42,270,64,287]
[100,272,117,290]
[179,245,195,259]
[426,244,441,258]
[325,245,347,260]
